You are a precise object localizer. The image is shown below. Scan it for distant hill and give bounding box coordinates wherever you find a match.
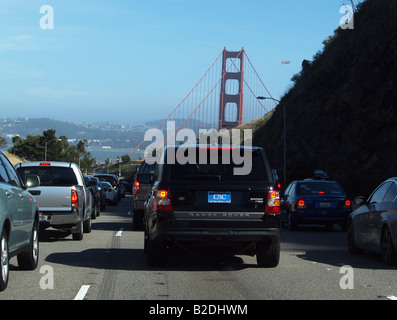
[1,117,155,149]
[252,0,397,198]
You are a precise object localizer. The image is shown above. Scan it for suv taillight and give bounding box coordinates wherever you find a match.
[154,189,173,213]
[134,181,140,194]
[71,190,79,208]
[266,190,280,215]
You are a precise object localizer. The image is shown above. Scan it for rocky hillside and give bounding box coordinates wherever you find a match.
[252,0,397,198]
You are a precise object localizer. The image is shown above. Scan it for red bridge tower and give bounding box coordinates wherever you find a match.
[218,48,245,130]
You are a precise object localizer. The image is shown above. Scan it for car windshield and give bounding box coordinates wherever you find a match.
[296,181,345,196]
[169,148,268,182]
[17,166,78,187]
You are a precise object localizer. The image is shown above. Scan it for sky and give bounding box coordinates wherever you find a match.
[0,0,349,125]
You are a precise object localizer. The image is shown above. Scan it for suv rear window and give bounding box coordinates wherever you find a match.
[17,166,77,187]
[169,149,268,182]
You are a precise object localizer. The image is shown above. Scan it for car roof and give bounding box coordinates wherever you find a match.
[164,144,263,151]
[15,161,77,168]
[297,179,337,183]
[386,177,397,184]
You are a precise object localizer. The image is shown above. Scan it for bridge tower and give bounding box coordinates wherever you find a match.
[218,48,245,130]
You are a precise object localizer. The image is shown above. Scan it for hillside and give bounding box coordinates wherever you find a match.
[252,0,397,198]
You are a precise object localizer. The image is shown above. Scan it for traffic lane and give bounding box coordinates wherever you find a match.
[0,195,134,300]
[1,195,396,300]
[84,216,397,300]
[86,224,397,300]
[43,211,397,300]
[281,225,397,299]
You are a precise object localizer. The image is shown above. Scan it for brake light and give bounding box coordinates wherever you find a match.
[154,189,173,213]
[134,181,140,194]
[266,190,280,215]
[40,162,51,166]
[159,190,168,198]
[297,199,306,209]
[71,190,79,208]
[344,199,351,208]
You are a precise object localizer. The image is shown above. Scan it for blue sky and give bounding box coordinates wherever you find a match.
[0,0,347,124]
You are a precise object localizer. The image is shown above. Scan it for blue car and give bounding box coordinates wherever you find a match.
[281,178,352,231]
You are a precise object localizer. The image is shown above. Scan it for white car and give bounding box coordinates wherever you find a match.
[102,181,118,205]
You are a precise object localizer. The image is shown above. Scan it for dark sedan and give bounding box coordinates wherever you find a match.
[281,179,352,231]
[347,177,397,265]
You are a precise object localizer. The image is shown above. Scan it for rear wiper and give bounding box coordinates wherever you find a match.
[182,175,221,181]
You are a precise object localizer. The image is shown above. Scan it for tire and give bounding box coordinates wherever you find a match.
[381,226,397,266]
[146,239,167,267]
[17,221,39,270]
[96,203,101,217]
[256,238,280,268]
[347,221,363,255]
[91,203,97,220]
[72,219,83,241]
[0,228,9,291]
[83,215,92,233]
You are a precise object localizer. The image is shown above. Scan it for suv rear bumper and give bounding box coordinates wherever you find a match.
[148,213,281,243]
[161,227,280,241]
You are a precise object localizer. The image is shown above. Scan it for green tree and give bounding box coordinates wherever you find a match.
[8,130,95,171]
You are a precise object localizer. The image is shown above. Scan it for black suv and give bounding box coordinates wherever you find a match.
[144,145,281,267]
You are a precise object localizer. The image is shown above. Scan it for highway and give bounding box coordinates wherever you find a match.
[1,195,396,302]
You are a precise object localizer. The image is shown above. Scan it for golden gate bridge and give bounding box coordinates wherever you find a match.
[129,47,278,156]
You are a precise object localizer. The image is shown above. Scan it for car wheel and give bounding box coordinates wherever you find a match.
[381,227,397,265]
[0,228,9,291]
[96,203,101,217]
[83,215,92,233]
[72,220,84,241]
[17,221,39,270]
[256,238,280,268]
[347,221,363,255]
[91,204,97,220]
[146,239,167,267]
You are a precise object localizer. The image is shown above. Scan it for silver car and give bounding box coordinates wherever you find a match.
[0,151,40,291]
[347,177,397,265]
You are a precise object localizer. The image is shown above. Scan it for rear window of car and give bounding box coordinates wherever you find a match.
[139,163,157,175]
[16,166,78,187]
[296,181,345,196]
[169,148,268,182]
[95,175,117,185]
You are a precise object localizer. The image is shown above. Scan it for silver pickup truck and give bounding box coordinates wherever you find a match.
[15,161,93,240]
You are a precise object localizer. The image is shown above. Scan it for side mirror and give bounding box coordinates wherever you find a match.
[352,196,366,211]
[26,174,40,188]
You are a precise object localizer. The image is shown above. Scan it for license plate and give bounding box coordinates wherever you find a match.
[208,192,231,203]
[319,202,331,209]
